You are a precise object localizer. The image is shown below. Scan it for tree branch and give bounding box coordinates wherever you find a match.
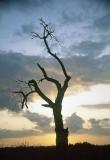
[28,79,54,108]
[41,21,71,93]
[32,19,71,102]
[42,104,53,108]
[44,37,69,78]
[62,76,71,93]
[13,90,36,109]
[37,63,61,90]
[37,19,71,81]
[31,32,43,39]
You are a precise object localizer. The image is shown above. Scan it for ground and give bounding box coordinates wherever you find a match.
[0,143,110,160]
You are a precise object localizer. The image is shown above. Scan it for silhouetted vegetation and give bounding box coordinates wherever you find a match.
[0,143,110,160]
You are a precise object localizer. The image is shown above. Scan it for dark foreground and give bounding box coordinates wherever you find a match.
[0,142,110,160]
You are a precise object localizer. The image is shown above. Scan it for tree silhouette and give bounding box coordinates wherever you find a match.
[14,19,71,149]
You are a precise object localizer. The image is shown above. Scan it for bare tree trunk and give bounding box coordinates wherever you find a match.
[53,105,69,149]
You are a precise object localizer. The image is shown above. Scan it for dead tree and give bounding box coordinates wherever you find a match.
[14,19,71,149]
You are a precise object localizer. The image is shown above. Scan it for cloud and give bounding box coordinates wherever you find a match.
[69,40,109,57]
[0,0,53,10]
[0,109,54,139]
[1,51,110,112]
[0,129,39,138]
[0,110,110,138]
[81,103,110,109]
[0,51,61,112]
[66,113,84,133]
[0,52,39,112]
[60,0,110,26]
[59,0,110,60]
[88,118,110,136]
[66,113,110,136]
[15,24,36,37]
[23,111,53,133]
[95,0,110,6]
[61,11,82,25]
[93,13,110,32]
[0,109,53,138]
[64,54,110,86]
[21,24,36,35]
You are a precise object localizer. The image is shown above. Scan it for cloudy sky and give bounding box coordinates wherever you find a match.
[0,0,110,146]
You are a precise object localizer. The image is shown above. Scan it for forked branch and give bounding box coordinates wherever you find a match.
[28,79,54,108]
[14,78,54,109]
[37,63,61,90]
[13,90,36,108]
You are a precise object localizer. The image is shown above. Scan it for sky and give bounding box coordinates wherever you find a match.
[0,0,110,146]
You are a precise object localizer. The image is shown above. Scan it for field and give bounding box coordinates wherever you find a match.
[0,142,110,160]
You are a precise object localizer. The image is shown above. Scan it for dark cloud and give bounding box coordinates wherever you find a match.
[81,103,110,109]
[64,54,110,86]
[69,40,109,57]
[0,53,31,111]
[15,24,36,37]
[60,0,110,27]
[88,118,110,136]
[93,13,110,31]
[21,24,36,35]
[0,51,44,112]
[23,111,53,133]
[66,113,110,136]
[0,53,30,111]
[1,50,110,112]
[66,113,84,133]
[87,0,110,10]
[0,0,53,10]
[0,52,58,112]
[0,51,72,112]
[0,129,39,138]
[0,91,19,112]
[0,0,49,6]
[62,11,82,25]
[95,0,110,5]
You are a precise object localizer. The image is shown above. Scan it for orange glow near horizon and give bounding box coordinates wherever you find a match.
[0,134,110,147]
